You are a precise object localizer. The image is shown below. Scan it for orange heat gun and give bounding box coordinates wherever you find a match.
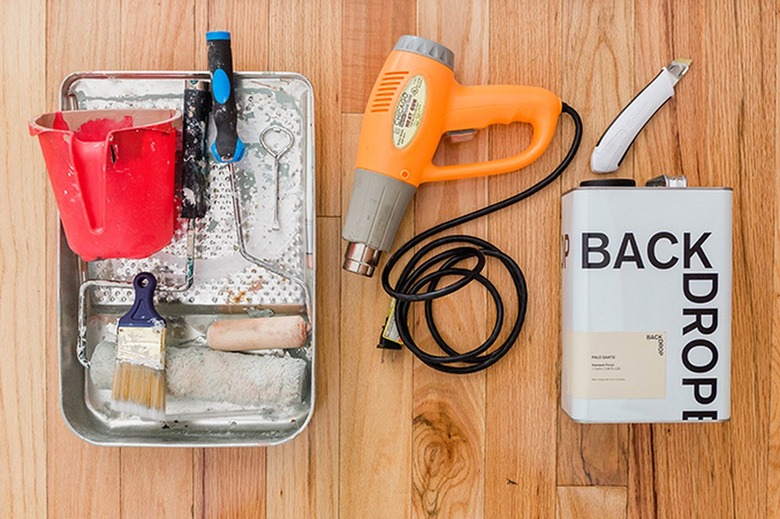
[342,35,564,276]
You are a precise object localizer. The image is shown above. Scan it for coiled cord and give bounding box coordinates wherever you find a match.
[380,103,583,374]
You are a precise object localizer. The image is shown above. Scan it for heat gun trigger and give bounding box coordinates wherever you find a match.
[444,129,478,143]
[259,125,294,231]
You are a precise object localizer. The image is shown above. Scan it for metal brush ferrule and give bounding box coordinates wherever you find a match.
[115,326,166,370]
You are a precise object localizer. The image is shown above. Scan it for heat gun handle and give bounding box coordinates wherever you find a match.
[422,85,562,183]
[206,31,245,163]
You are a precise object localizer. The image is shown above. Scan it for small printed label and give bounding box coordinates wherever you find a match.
[393,75,427,149]
[382,298,403,346]
[564,331,666,399]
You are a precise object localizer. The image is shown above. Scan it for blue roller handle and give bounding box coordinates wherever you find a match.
[118,272,164,327]
[207,31,245,163]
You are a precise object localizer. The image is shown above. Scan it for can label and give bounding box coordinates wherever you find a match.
[563,331,666,399]
[393,75,426,149]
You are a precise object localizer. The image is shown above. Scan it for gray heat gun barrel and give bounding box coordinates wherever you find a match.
[342,168,416,277]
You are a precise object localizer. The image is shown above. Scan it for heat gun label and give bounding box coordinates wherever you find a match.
[393,75,427,149]
[564,331,666,400]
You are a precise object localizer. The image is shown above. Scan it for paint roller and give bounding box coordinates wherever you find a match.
[206,315,309,352]
[90,341,307,406]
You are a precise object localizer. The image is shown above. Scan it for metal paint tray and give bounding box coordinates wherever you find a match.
[57,71,316,446]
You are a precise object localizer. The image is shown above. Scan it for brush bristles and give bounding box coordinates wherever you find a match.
[112,362,166,421]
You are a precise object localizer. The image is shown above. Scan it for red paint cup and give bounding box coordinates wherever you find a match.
[30,109,181,261]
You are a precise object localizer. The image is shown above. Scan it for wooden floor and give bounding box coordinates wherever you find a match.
[1,0,777,517]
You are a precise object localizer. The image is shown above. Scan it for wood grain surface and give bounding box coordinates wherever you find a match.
[1,1,46,518]
[2,0,778,518]
[411,3,488,519]
[485,1,561,516]
[43,2,122,518]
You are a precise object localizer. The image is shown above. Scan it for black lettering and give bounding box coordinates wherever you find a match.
[683,273,718,303]
[562,234,570,269]
[684,232,712,269]
[613,233,645,269]
[682,339,719,373]
[582,233,609,269]
[683,378,718,405]
[682,410,719,421]
[647,232,679,269]
[683,308,718,335]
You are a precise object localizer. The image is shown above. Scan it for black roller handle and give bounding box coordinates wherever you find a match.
[181,79,212,219]
[206,31,245,163]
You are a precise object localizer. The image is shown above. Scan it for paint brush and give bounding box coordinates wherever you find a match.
[111,272,167,420]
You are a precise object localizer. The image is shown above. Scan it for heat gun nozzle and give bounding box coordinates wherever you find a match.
[343,242,382,277]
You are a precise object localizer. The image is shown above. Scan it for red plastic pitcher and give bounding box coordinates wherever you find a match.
[29,109,181,261]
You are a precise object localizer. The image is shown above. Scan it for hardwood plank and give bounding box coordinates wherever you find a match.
[308,217,341,519]
[557,0,633,487]
[651,425,709,518]
[716,1,774,516]
[194,449,205,519]
[45,411,120,519]
[556,486,627,519]
[266,436,309,519]
[342,0,416,113]
[411,2,488,518]
[269,0,341,216]
[120,0,196,70]
[0,1,47,517]
[560,0,634,190]
[340,114,413,518]
[194,0,209,68]
[44,1,122,518]
[557,418,629,487]
[627,425,655,518]
[117,4,197,517]
[485,1,562,516]
[204,448,266,518]
[45,0,122,106]
[772,0,780,512]
[631,0,702,181]
[120,449,195,519]
[207,0,268,70]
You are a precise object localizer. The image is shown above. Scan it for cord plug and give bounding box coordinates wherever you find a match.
[377,299,403,362]
[378,332,403,350]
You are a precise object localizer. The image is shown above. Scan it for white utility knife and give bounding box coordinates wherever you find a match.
[590,58,692,174]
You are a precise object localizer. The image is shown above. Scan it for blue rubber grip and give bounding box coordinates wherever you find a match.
[118,272,164,327]
[206,31,230,41]
[207,31,245,163]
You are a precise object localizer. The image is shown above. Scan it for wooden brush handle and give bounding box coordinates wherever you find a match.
[206,315,308,351]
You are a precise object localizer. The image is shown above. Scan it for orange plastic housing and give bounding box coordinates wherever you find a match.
[356,48,562,187]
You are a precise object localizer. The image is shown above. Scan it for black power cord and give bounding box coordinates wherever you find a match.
[379,103,583,374]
